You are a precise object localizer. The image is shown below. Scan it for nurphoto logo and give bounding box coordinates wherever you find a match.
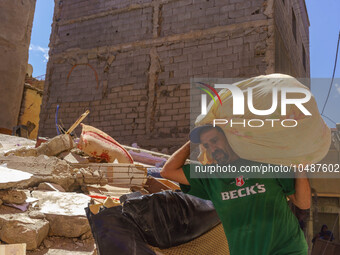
[199,84,312,128]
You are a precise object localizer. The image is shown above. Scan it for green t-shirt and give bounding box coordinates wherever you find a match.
[180,159,308,255]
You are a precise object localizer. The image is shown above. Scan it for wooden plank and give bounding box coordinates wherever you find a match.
[66,110,90,134]
[313,193,340,198]
[144,176,172,193]
[158,178,180,190]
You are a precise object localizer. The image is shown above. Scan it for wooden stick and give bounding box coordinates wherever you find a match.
[312,193,340,197]
[66,110,90,134]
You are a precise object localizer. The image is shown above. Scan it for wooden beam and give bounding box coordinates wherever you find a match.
[66,110,90,134]
[312,193,340,198]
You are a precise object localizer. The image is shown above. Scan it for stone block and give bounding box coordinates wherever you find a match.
[31,191,91,238]
[0,190,27,204]
[0,214,49,250]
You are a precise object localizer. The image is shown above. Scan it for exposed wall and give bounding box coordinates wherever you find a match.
[274,0,310,79]
[18,80,44,139]
[0,0,36,132]
[39,0,277,149]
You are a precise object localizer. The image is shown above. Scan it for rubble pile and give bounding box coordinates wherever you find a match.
[0,134,103,254]
[0,129,177,254]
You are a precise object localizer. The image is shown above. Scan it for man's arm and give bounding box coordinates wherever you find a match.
[288,172,311,210]
[160,141,190,185]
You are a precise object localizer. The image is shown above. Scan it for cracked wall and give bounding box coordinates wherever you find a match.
[274,0,310,78]
[39,0,309,150]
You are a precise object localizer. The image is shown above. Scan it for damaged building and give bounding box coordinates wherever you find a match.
[0,0,36,135]
[1,0,340,255]
[38,0,310,150]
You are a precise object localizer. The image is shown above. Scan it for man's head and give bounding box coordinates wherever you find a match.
[321,225,328,233]
[189,125,239,164]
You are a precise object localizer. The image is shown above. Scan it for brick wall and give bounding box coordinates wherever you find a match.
[39,0,308,151]
[161,0,267,36]
[55,7,153,53]
[274,0,310,79]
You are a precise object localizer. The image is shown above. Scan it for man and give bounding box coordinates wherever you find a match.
[312,224,335,243]
[161,125,310,255]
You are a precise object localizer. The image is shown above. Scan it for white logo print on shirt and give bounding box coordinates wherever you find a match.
[221,183,266,200]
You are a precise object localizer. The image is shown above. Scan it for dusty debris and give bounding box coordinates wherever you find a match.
[37,182,66,192]
[0,213,49,250]
[73,162,147,187]
[2,155,69,176]
[43,238,53,249]
[0,154,110,192]
[80,231,93,240]
[27,236,96,255]
[4,147,37,157]
[0,155,78,191]
[75,167,108,186]
[27,237,97,255]
[59,151,89,164]
[75,241,84,247]
[36,134,74,157]
[0,134,36,156]
[0,190,27,204]
[4,134,74,158]
[28,210,45,220]
[0,130,173,254]
[84,184,130,198]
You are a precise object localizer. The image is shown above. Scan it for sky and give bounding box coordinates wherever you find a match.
[28,0,340,127]
[29,0,53,79]
[306,0,340,128]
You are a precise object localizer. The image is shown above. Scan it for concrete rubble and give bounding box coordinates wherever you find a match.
[0,190,27,204]
[0,134,36,155]
[0,154,107,191]
[0,131,174,254]
[31,191,91,238]
[0,164,33,190]
[0,134,99,254]
[0,243,27,254]
[3,134,74,158]
[0,213,49,250]
[37,182,66,192]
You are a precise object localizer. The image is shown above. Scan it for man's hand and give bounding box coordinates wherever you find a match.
[160,141,190,185]
[288,171,311,209]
